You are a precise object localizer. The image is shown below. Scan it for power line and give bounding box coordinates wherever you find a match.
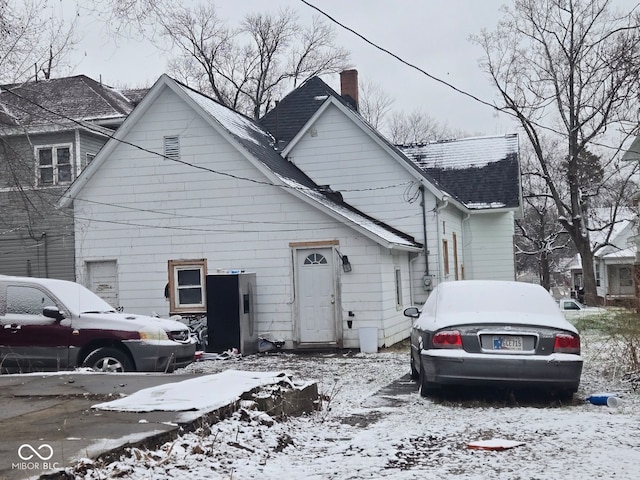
[300,0,501,115]
[299,0,639,155]
[31,186,423,230]
[1,86,414,194]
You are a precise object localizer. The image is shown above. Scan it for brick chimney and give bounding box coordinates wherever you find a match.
[340,69,358,111]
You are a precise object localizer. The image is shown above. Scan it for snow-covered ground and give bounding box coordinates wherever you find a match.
[67,332,639,479]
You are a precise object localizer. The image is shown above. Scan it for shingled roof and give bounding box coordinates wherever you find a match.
[260,76,521,212]
[0,75,146,130]
[259,76,356,149]
[399,135,521,211]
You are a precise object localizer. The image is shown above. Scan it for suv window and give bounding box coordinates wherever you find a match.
[6,285,57,315]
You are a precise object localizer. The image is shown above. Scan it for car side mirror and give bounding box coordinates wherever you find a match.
[43,306,65,321]
[403,306,421,318]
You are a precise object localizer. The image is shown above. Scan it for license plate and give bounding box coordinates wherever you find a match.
[493,336,523,351]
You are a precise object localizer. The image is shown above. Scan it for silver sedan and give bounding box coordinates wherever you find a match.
[405,280,583,399]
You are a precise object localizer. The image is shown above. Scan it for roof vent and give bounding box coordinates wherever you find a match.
[164,135,180,160]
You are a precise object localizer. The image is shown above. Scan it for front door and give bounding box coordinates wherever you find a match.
[297,248,336,344]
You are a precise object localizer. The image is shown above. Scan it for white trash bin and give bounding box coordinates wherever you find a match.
[358,327,378,353]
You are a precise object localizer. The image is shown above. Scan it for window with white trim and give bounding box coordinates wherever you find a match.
[36,145,73,186]
[168,259,207,314]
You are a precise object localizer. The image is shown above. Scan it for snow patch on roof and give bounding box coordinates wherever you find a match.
[466,202,507,210]
[400,134,518,170]
[177,83,274,148]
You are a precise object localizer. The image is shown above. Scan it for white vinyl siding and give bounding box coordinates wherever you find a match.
[71,87,412,348]
[463,212,516,281]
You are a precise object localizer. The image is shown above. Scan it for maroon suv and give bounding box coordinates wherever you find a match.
[0,275,196,373]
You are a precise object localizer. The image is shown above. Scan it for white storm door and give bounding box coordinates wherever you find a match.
[297,248,336,344]
[86,260,119,308]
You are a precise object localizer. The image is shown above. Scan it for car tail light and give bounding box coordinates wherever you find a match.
[553,333,580,354]
[432,330,462,349]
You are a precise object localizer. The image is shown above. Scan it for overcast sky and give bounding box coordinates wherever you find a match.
[63,1,636,139]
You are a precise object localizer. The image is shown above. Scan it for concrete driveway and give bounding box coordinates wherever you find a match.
[0,370,320,480]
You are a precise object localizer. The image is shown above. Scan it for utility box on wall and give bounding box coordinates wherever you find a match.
[206,272,258,355]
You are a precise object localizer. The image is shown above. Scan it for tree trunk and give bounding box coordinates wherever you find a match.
[576,240,598,306]
[539,250,551,290]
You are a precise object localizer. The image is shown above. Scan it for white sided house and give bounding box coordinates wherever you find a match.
[259,71,522,306]
[59,74,423,351]
[60,73,522,351]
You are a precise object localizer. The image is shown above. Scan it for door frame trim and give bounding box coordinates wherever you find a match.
[291,245,342,348]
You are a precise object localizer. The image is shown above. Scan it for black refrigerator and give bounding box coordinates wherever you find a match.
[206,272,258,355]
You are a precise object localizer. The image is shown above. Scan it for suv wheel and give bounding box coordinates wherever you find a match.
[82,347,133,372]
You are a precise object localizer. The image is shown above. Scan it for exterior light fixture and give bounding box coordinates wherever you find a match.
[341,255,352,272]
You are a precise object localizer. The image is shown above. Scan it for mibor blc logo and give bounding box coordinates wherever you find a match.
[13,443,60,471]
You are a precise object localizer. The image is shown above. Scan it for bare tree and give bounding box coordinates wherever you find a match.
[356,79,394,130]
[387,109,461,145]
[472,0,640,305]
[516,140,573,290]
[0,0,78,84]
[92,1,350,119]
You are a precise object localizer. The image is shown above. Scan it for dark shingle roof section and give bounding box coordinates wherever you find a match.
[399,135,521,210]
[0,75,142,128]
[259,77,354,148]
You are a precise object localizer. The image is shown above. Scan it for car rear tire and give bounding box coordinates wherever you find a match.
[410,351,419,380]
[419,358,438,397]
[82,347,133,373]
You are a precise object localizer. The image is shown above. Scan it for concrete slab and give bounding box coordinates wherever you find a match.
[0,372,318,480]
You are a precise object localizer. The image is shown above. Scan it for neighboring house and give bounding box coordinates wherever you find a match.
[565,209,637,305]
[59,72,522,351]
[0,75,144,281]
[622,135,640,302]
